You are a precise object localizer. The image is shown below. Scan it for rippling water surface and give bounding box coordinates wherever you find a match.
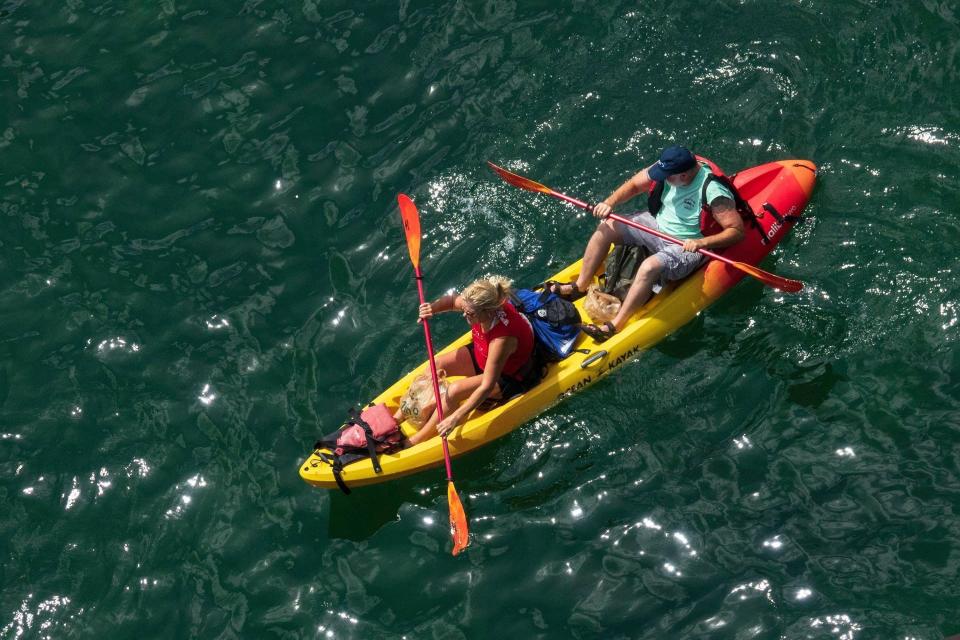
[2,1,959,638]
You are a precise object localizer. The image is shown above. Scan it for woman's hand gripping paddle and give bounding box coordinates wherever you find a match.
[487,161,804,293]
[397,193,470,556]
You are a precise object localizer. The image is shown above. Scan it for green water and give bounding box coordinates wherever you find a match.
[2,1,959,638]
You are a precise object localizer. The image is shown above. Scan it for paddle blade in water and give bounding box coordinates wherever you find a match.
[732,260,804,293]
[487,161,554,195]
[447,481,470,556]
[488,161,592,211]
[397,193,421,270]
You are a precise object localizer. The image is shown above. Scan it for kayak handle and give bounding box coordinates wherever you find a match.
[580,350,608,369]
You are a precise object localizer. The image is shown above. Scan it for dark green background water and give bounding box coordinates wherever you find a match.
[2,1,959,638]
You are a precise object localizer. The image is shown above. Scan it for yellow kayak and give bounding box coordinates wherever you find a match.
[300,159,817,490]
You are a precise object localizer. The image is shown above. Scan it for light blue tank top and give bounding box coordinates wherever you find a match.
[657,166,734,239]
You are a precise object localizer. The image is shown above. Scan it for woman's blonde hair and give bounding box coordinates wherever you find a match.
[461,275,513,312]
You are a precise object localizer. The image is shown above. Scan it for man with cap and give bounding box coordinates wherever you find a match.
[547,145,744,342]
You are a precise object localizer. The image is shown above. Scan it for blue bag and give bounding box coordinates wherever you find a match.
[511,288,582,361]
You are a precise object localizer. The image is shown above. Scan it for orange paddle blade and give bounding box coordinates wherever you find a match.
[732,260,803,293]
[397,193,421,270]
[487,161,555,196]
[447,481,470,556]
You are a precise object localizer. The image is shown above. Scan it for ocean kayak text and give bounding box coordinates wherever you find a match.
[557,345,644,398]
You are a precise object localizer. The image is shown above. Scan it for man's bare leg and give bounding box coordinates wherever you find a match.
[559,219,624,295]
[608,254,664,331]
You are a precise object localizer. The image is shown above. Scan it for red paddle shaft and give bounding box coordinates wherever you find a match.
[412,268,453,480]
[398,193,470,556]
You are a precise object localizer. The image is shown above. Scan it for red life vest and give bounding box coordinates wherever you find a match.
[647,155,752,236]
[470,301,535,378]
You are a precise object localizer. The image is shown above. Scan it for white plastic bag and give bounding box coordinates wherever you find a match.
[584,285,621,324]
[399,369,448,426]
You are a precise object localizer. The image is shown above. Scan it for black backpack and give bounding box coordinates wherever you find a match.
[599,243,652,300]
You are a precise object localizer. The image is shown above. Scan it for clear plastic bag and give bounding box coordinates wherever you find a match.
[399,369,447,427]
[583,284,622,324]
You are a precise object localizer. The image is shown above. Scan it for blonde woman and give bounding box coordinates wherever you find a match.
[403,276,540,447]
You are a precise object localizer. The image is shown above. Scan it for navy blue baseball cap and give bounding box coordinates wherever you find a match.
[647,145,697,182]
